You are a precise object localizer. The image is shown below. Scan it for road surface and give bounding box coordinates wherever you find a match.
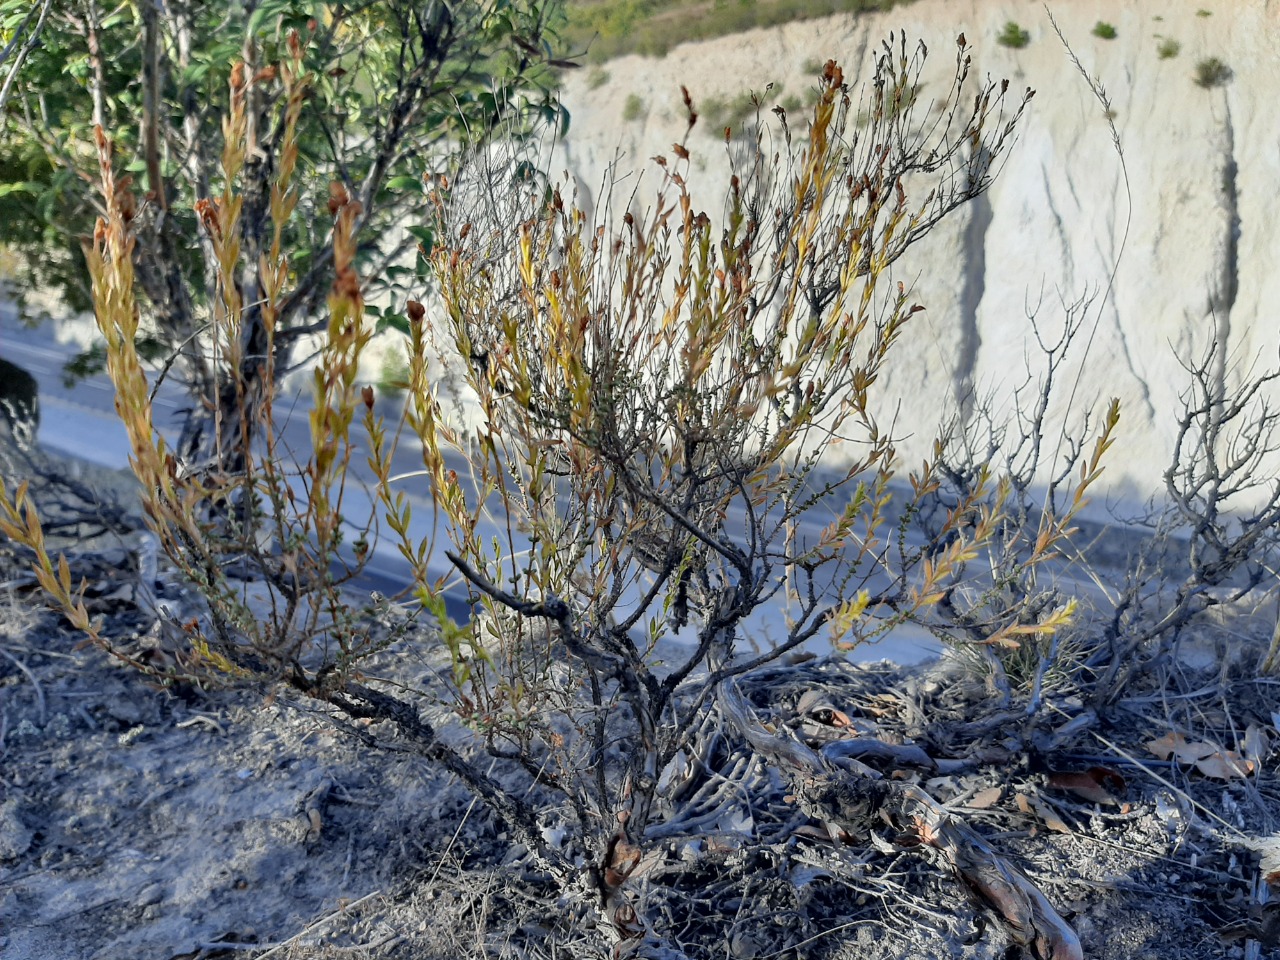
[0,300,946,663]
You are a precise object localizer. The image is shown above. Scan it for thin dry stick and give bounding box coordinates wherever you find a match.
[425,794,479,891]
[253,889,384,960]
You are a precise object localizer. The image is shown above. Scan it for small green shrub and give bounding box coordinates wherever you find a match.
[377,346,410,397]
[1092,21,1117,40]
[1193,56,1231,88]
[701,89,759,132]
[622,92,647,122]
[996,21,1030,49]
[1156,38,1181,59]
[586,67,610,90]
[1196,8,1211,16]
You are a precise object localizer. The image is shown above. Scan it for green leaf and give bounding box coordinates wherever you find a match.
[99,7,132,30]
[377,314,412,337]
[406,226,434,257]
[246,0,290,36]
[385,175,424,193]
[540,101,571,137]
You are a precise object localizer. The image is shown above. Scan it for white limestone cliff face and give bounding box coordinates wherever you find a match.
[552,1,1280,509]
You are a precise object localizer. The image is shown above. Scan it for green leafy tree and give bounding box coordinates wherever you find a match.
[0,0,568,464]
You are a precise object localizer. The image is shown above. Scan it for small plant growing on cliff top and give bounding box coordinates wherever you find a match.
[1157,37,1181,59]
[701,87,768,132]
[377,346,410,399]
[1194,56,1232,88]
[1092,21,1117,40]
[622,91,647,122]
[997,21,1031,49]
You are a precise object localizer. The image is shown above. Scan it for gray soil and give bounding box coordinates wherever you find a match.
[1,449,1278,960]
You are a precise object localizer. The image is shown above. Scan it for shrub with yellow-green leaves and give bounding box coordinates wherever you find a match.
[2,34,1130,955]
[2,36,386,684]
[370,37,1110,947]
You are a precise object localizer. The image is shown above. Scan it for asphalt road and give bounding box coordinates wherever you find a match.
[0,301,469,612]
[1,300,947,663]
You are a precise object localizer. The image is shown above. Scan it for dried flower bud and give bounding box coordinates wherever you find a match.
[328,181,349,216]
[288,29,304,60]
[194,198,220,240]
[406,300,426,324]
[253,65,277,84]
[115,175,136,222]
[361,385,375,410]
[230,62,246,92]
[333,266,360,300]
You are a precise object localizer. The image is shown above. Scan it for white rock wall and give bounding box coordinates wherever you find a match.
[552,0,1280,509]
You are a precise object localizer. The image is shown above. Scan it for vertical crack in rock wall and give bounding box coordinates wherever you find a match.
[1212,98,1239,410]
[956,159,991,426]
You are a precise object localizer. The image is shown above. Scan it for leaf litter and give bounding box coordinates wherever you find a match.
[1,454,1279,959]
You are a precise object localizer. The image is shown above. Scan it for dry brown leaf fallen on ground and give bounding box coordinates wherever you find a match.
[965,786,1003,810]
[797,689,855,728]
[1146,731,1217,763]
[1016,792,1072,834]
[1193,749,1255,780]
[1146,731,1255,780]
[1046,766,1126,806]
